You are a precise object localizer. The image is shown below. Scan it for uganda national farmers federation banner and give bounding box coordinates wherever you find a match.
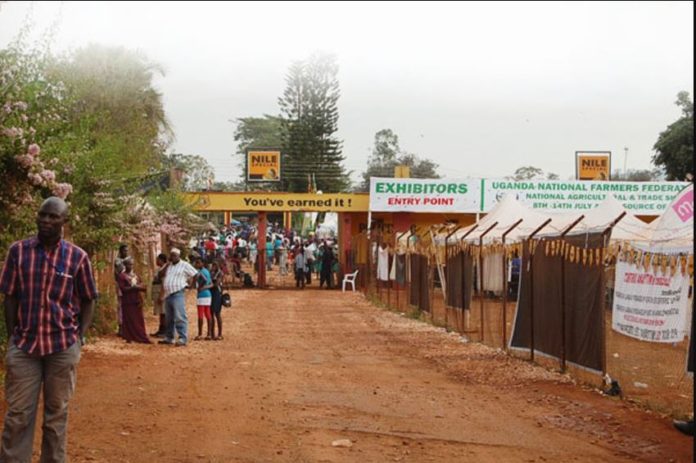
[369,177,480,213]
[482,179,689,214]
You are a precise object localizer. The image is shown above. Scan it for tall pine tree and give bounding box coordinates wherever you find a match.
[278,53,350,192]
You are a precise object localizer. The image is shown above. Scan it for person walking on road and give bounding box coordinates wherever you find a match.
[116,257,151,344]
[159,248,198,347]
[320,243,335,289]
[294,246,307,289]
[209,261,224,340]
[0,197,98,463]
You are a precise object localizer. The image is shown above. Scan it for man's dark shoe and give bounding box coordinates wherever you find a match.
[150,331,165,337]
[673,419,694,436]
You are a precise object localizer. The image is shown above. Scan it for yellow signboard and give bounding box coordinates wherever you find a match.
[185,192,369,212]
[247,150,281,181]
[576,151,611,181]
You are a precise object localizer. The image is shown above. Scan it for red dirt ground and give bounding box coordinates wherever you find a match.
[2,289,692,462]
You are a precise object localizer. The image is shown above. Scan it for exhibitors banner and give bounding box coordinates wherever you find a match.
[369,177,480,212]
[483,179,689,214]
[612,261,690,343]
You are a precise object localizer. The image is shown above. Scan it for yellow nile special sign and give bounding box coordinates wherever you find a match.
[185,192,369,212]
[576,151,611,181]
[247,150,281,181]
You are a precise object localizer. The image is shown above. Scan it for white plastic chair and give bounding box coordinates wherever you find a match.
[342,270,359,292]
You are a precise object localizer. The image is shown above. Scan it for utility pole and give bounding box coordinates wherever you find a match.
[623,147,628,176]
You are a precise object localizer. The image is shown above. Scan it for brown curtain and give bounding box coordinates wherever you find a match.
[409,253,430,312]
[510,232,606,372]
[445,249,474,311]
[446,250,463,308]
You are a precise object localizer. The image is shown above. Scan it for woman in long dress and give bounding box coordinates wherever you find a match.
[117,258,151,344]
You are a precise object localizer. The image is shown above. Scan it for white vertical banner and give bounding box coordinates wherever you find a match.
[612,261,690,343]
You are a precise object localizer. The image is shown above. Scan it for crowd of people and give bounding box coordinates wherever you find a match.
[188,221,342,290]
[111,220,341,348]
[113,245,226,347]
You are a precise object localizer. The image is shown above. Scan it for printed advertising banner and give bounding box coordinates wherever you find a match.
[369,177,480,213]
[186,192,369,212]
[576,151,611,181]
[483,179,688,214]
[247,150,281,181]
[612,261,690,343]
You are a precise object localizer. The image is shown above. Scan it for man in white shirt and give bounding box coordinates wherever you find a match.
[304,241,316,285]
[159,248,198,347]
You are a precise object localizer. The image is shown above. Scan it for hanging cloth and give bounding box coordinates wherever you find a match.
[377,245,390,281]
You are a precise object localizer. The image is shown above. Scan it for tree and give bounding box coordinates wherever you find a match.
[278,52,350,192]
[507,166,558,181]
[232,115,283,190]
[611,168,664,182]
[164,153,215,191]
[358,129,439,191]
[0,42,73,252]
[652,91,694,180]
[43,45,176,253]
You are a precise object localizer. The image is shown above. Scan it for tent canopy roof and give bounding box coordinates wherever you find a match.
[451,193,653,244]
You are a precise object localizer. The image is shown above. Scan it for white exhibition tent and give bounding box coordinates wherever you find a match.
[447,194,572,245]
[634,184,693,255]
[449,193,655,245]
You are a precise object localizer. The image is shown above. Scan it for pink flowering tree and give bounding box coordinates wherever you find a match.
[0,45,72,251]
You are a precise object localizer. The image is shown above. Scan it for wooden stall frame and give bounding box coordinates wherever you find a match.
[501,219,523,350]
[395,229,411,312]
[459,225,479,333]
[443,226,462,329]
[559,215,586,372]
[478,222,499,342]
[526,219,552,362]
[600,212,626,376]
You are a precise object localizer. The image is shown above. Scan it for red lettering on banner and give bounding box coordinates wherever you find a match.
[624,314,665,326]
[423,197,454,206]
[624,272,669,287]
[387,197,422,206]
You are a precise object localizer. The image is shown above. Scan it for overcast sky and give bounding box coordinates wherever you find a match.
[0,1,693,183]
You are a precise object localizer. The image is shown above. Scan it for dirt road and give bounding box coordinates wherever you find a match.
[5,289,692,462]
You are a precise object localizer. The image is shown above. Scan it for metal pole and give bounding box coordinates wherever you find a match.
[623,147,628,176]
[377,231,383,302]
[460,225,479,332]
[501,219,523,350]
[420,230,433,315]
[559,215,585,372]
[478,222,499,343]
[395,230,409,312]
[600,212,626,376]
[444,226,462,330]
[407,226,417,309]
[527,219,552,362]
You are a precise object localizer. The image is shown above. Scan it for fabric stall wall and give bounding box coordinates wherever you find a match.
[352,234,369,288]
[409,254,430,312]
[463,252,474,310]
[445,250,474,311]
[510,232,605,372]
[483,252,504,295]
[395,254,406,286]
[446,251,463,309]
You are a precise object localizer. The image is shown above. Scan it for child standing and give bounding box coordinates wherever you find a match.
[209,261,224,340]
[194,258,213,340]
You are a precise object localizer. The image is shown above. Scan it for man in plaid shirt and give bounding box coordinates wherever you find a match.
[0,197,97,462]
